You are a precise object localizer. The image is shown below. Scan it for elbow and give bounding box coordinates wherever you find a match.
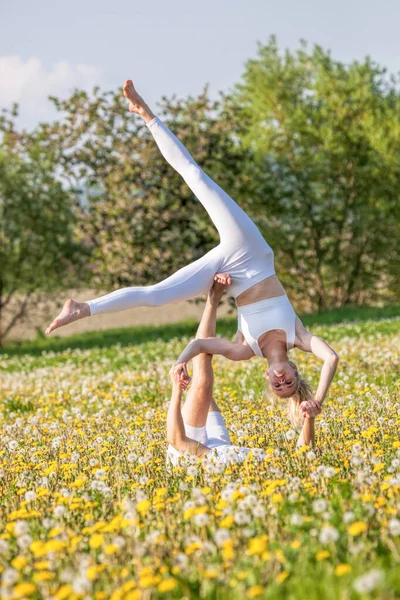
[167,432,180,448]
[189,339,202,355]
[329,352,339,368]
[167,431,185,450]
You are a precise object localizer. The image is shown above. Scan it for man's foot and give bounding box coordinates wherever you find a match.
[209,273,231,304]
[123,80,148,117]
[45,299,90,335]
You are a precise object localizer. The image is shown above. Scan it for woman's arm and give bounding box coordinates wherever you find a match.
[295,322,339,406]
[177,336,254,366]
[167,369,210,457]
[296,417,315,447]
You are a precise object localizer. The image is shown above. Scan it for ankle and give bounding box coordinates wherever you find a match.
[140,103,156,123]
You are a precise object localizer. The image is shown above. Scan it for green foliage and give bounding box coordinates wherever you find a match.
[235,37,400,309]
[0,113,82,341]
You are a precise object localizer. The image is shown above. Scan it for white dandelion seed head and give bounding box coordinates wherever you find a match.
[14,520,29,537]
[388,519,400,536]
[214,529,231,547]
[312,499,328,514]
[17,534,32,550]
[24,490,36,503]
[194,513,209,527]
[353,569,384,594]
[343,511,354,524]
[319,525,339,545]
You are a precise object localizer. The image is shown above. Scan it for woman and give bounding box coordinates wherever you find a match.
[46,80,339,415]
[167,280,316,467]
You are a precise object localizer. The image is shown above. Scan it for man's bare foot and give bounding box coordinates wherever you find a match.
[209,273,231,304]
[123,80,154,122]
[45,299,90,335]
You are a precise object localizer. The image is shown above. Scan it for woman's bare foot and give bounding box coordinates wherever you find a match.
[214,273,232,286]
[45,299,90,335]
[123,80,155,123]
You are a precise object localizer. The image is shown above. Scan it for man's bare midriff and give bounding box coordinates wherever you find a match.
[236,275,286,307]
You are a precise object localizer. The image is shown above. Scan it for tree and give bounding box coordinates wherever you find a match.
[235,37,400,309]
[0,110,82,343]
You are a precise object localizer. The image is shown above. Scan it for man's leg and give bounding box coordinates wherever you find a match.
[181,281,226,427]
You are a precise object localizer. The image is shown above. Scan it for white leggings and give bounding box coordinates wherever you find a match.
[88,116,274,316]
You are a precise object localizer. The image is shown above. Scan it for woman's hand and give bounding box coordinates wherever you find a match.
[169,363,191,390]
[300,399,322,419]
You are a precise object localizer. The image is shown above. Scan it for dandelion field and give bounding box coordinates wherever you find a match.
[0,317,399,600]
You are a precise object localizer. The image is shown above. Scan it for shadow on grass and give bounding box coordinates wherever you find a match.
[2,304,399,357]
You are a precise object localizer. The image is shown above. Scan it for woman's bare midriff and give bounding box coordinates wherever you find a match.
[235,275,286,307]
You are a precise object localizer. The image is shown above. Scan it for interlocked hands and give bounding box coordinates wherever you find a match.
[300,399,322,419]
[169,363,191,390]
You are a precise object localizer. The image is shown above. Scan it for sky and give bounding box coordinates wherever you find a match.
[1,0,399,129]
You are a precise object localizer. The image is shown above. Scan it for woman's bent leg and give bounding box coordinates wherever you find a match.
[147,117,264,246]
[88,246,223,316]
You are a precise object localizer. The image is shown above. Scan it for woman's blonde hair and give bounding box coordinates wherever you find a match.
[269,361,314,430]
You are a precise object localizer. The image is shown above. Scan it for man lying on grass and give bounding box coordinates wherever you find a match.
[167,279,317,466]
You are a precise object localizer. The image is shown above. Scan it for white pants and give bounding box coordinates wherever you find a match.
[167,410,231,466]
[88,117,274,316]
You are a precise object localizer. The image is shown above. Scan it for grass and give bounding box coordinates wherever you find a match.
[0,308,399,598]
[2,303,399,357]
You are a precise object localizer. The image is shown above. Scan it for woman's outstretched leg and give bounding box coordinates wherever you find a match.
[144,115,263,246]
[45,246,223,333]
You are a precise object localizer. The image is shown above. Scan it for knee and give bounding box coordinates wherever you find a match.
[142,288,164,307]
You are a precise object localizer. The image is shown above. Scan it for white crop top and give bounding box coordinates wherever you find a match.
[237,295,297,357]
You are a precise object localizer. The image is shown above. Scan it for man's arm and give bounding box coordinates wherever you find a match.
[296,417,315,447]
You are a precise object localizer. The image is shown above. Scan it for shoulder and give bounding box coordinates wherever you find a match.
[294,317,313,351]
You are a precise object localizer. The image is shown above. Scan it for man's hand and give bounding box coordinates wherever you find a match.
[300,399,322,419]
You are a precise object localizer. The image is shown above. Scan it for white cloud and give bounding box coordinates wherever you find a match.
[0,56,103,128]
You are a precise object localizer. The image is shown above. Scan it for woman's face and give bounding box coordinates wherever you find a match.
[265,362,298,397]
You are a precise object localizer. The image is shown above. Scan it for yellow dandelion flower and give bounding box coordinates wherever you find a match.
[54,585,73,600]
[373,463,385,473]
[136,499,151,516]
[89,534,104,549]
[139,575,161,588]
[248,537,268,556]
[158,578,178,592]
[104,543,118,555]
[348,521,368,536]
[203,570,218,579]
[276,570,289,584]
[12,582,36,597]
[11,556,27,570]
[33,571,54,582]
[220,515,234,528]
[125,592,141,600]
[222,539,234,561]
[335,564,352,576]
[247,585,264,598]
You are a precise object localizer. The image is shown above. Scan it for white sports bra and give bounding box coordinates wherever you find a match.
[237,295,297,357]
